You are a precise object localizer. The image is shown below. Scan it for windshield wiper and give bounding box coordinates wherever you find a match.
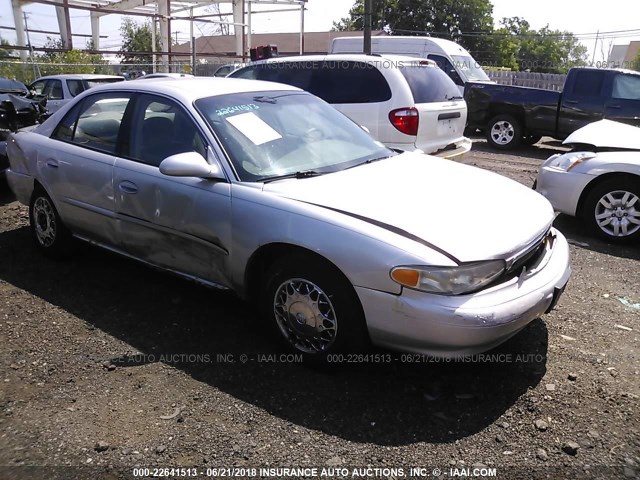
[261,170,324,183]
[345,154,394,170]
[446,95,464,100]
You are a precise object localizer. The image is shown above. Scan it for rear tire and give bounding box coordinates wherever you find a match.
[260,253,368,364]
[29,188,73,258]
[583,177,640,243]
[486,114,522,150]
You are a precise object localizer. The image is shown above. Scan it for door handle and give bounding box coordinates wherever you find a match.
[608,104,622,109]
[46,160,59,168]
[565,100,578,104]
[118,181,138,194]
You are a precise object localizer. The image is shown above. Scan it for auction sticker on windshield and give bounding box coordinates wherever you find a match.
[226,112,282,145]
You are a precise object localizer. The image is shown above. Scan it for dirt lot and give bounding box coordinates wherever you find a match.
[0,138,638,480]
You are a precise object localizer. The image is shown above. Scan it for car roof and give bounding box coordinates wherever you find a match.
[33,74,124,80]
[80,77,302,104]
[250,53,429,64]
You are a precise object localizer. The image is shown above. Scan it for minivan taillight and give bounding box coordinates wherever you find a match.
[389,107,419,136]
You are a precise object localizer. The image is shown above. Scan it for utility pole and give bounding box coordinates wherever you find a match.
[363,0,372,55]
[591,30,599,66]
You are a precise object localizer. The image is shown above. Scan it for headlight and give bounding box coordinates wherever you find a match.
[390,260,506,295]
[545,151,596,172]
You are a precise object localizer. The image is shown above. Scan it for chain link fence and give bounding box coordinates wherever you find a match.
[0,57,242,84]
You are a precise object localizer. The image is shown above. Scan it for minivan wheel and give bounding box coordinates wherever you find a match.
[487,114,522,149]
[261,254,368,363]
[29,188,73,257]
[584,177,640,243]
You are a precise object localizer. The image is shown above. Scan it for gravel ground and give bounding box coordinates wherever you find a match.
[0,137,638,480]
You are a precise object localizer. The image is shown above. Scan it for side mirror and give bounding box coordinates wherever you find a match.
[159,151,224,179]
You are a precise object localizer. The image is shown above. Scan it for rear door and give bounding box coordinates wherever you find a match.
[37,92,133,243]
[558,70,608,136]
[398,64,467,153]
[604,72,640,127]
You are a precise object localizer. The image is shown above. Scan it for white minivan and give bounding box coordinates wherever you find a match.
[330,36,493,93]
[230,54,471,157]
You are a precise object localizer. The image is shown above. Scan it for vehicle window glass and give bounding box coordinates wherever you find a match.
[231,66,259,80]
[129,94,207,167]
[72,93,132,154]
[266,62,314,90]
[195,91,392,182]
[428,54,463,85]
[85,78,124,89]
[52,101,84,142]
[215,66,232,77]
[66,79,84,97]
[45,80,64,100]
[30,80,46,95]
[612,74,640,100]
[572,71,604,96]
[309,61,391,104]
[399,64,462,102]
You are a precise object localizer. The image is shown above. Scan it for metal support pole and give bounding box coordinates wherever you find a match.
[12,0,28,61]
[151,7,157,73]
[299,1,304,55]
[90,11,100,49]
[247,1,251,54]
[364,0,372,55]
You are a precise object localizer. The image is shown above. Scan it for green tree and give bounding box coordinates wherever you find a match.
[119,17,160,64]
[518,26,588,73]
[631,50,640,71]
[36,37,98,76]
[332,0,495,57]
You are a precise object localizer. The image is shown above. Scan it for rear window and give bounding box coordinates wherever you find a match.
[399,65,462,103]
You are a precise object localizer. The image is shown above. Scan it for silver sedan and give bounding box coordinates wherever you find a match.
[7,78,571,361]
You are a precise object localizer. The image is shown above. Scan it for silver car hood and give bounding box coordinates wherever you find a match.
[563,119,640,150]
[263,152,554,263]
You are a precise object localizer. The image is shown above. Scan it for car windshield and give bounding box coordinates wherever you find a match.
[451,55,490,82]
[195,91,393,182]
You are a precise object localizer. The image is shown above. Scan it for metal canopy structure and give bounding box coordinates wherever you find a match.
[10,0,307,69]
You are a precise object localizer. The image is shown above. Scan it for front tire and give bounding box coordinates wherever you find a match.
[486,114,522,150]
[583,177,640,243]
[29,188,73,257]
[260,253,368,362]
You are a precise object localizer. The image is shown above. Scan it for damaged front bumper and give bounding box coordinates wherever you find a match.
[355,228,571,357]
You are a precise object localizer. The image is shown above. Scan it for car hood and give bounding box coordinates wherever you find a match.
[563,119,640,151]
[263,152,554,262]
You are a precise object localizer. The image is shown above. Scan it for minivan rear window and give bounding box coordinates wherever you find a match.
[399,65,462,103]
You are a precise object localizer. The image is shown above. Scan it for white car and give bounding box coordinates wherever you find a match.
[230,54,472,157]
[7,78,570,360]
[535,120,640,243]
[29,74,124,114]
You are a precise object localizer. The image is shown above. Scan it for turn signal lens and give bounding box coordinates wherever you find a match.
[390,268,420,288]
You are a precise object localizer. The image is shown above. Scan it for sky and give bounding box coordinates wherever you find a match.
[0,0,639,64]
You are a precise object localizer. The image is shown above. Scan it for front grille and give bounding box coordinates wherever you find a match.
[505,234,549,277]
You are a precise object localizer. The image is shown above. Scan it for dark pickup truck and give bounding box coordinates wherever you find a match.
[465,67,640,149]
